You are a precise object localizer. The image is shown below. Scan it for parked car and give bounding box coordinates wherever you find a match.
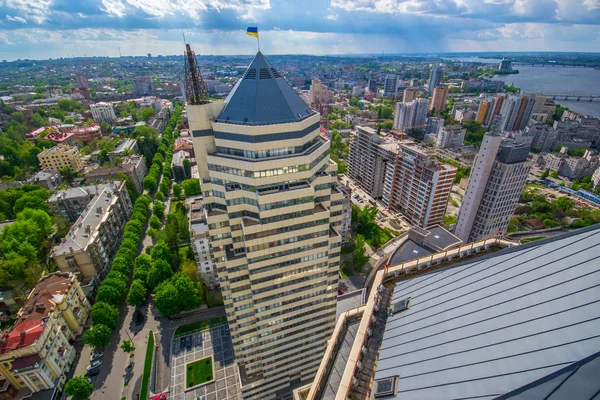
[338,288,345,295]
[90,351,104,362]
[185,336,192,350]
[152,394,167,400]
[224,326,230,334]
[85,368,100,377]
[88,360,102,370]
[180,337,186,349]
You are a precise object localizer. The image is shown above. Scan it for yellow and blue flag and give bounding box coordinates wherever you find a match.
[246,27,258,39]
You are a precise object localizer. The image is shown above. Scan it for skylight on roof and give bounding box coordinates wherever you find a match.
[374,376,399,397]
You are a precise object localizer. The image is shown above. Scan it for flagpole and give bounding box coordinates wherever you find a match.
[258,35,260,52]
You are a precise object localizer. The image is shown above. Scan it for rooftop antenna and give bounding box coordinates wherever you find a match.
[118,47,122,58]
[182,30,187,45]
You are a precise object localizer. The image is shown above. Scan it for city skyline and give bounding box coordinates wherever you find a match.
[1,0,600,61]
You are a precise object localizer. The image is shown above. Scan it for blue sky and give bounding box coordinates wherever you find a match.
[0,0,599,60]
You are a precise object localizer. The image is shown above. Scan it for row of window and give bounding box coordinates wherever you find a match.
[250,251,328,276]
[215,136,322,160]
[246,229,329,252]
[244,218,329,241]
[251,261,328,285]
[247,241,329,264]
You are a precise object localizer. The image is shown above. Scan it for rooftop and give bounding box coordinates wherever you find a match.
[45,131,75,143]
[48,183,111,203]
[216,51,316,126]
[374,226,600,399]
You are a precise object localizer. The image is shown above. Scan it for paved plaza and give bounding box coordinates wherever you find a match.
[170,324,240,400]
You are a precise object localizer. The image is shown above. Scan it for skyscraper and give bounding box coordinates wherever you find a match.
[402,87,420,103]
[189,51,342,399]
[430,86,449,112]
[455,134,531,242]
[383,143,456,228]
[383,74,399,98]
[497,94,536,131]
[393,98,429,131]
[428,64,442,94]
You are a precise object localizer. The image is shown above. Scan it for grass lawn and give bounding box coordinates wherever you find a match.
[186,357,213,388]
[139,331,155,400]
[175,316,228,337]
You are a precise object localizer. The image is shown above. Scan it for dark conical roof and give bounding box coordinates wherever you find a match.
[216,52,316,126]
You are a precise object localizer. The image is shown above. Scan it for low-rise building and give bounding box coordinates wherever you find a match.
[84,155,147,193]
[171,150,190,182]
[37,146,84,172]
[107,139,138,162]
[48,183,113,222]
[27,169,62,191]
[434,125,467,149]
[90,102,117,124]
[45,131,76,147]
[52,181,132,279]
[70,125,102,143]
[534,148,599,179]
[187,197,218,288]
[0,273,89,396]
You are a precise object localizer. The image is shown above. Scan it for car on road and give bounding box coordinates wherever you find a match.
[224,326,230,334]
[180,337,186,349]
[185,336,192,350]
[90,351,103,362]
[85,368,100,377]
[88,360,102,370]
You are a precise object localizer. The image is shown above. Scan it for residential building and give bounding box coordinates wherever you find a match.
[402,87,419,103]
[428,64,442,94]
[90,102,117,124]
[393,99,429,131]
[477,94,505,127]
[45,131,76,146]
[174,137,194,157]
[171,150,191,181]
[434,125,467,149]
[0,273,89,396]
[592,165,600,189]
[37,146,84,172]
[133,76,155,96]
[107,138,138,162]
[534,148,599,179]
[348,126,395,199]
[52,181,132,279]
[426,116,445,135]
[530,93,556,123]
[429,86,449,112]
[48,183,113,222]
[27,169,62,191]
[383,74,399,98]
[455,134,531,242]
[383,143,456,228]
[497,93,536,132]
[453,107,477,123]
[189,51,341,400]
[71,125,102,144]
[85,154,147,193]
[187,197,218,288]
[499,57,512,70]
[302,225,600,400]
[308,79,333,105]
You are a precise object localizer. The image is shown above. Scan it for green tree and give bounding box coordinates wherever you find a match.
[183,159,191,178]
[147,259,173,290]
[59,167,77,181]
[172,183,182,198]
[133,254,152,282]
[151,240,172,263]
[154,273,202,317]
[540,169,550,180]
[83,324,111,348]
[64,376,93,400]
[352,234,369,267]
[152,202,165,218]
[90,302,119,329]
[182,179,201,197]
[127,280,147,306]
[143,175,158,193]
[156,192,166,202]
[142,108,157,122]
[95,279,126,305]
[552,196,574,212]
[121,339,135,355]
[149,215,161,229]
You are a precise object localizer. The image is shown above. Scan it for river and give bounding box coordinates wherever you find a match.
[491,66,600,117]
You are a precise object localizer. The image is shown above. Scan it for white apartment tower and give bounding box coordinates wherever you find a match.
[497,94,536,132]
[428,64,442,94]
[383,74,399,98]
[455,133,532,242]
[189,52,342,399]
[90,102,117,124]
[393,99,429,131]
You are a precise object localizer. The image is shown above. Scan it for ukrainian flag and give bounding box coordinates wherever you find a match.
[246,27,258,39]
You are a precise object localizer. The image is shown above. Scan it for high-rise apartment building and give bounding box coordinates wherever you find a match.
[90,102,117,124]
[383,143,456,228]
[455,134,531,242]
[497,94,536,131]
[37,145,84,172]
[383,74,399,98]
[348,126,395,199]
[308,79,334,105]
[188,52,341,399]
[477,95,505,127]
[430,86,449,112]
[428,65,442,94]
[52,181,132,279]
[402,87,419,103]
[434,125,467,149]
[393,99,429,131]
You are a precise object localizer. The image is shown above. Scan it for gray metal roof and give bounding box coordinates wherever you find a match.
[388,240,434,266]
[375,226,600,399]
[216,52,316,126]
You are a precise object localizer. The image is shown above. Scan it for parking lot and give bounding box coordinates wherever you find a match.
[170,324,240,400]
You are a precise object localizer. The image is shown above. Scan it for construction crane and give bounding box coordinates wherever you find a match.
[184,43,209,105]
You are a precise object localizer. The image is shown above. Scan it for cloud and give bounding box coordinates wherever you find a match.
[6,15,27,23]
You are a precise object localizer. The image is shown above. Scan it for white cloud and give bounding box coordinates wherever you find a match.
[5,0,52,24]
[6,15,27,23]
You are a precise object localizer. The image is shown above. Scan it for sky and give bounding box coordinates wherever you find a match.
[0,0,599,60]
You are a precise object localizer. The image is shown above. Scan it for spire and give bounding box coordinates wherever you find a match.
[184,43,209,105]
[216,52,316,126]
